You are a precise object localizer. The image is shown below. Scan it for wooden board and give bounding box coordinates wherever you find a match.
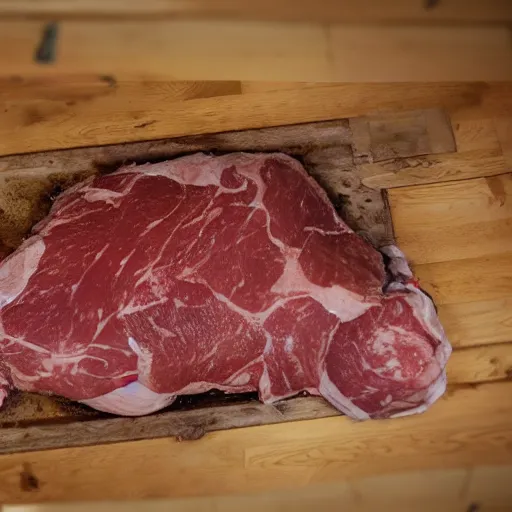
[4,465,512,512]
[0,108,457,454]
[2,22,512,82]
[1,0,511,22]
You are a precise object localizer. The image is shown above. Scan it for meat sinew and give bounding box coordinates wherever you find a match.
[0,153,451,419]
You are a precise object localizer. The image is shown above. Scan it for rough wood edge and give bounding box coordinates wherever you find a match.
[0,397,339,455]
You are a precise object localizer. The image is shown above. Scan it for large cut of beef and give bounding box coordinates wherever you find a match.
[0,153,451,419]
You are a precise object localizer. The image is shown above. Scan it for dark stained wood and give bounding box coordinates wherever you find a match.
[0,108,456,454]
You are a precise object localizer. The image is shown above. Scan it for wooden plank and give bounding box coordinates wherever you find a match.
[0,82,509,157]
[349,108,456,165]
[2,22,512,81]
[3,465,512,512]
[438,299,512,348]
[359,149,508,189]
[388,174,512,264]
[0,77,242,102]
[0,397,338,456]
[452,117,502,152]
[0,0,511,22]
[0,381,511,504]
[389,173,512,232]
[447,343,512,384]
[415,252,512,305]
[328,25,512,81]
[395,216,512,265]
[0,20,334,81]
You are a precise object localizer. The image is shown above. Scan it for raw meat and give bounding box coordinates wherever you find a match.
[0,153,451,419]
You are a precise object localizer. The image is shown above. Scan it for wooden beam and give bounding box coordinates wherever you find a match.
[0,0,511,22]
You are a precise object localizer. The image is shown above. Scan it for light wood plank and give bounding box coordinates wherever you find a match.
[1,82,510,156]
[0,20,334,81]
[0,382,510,504]
[360,149,508,189]
[452,117,502,152]
[447,343,512,384]
[389,174,512,264]
[414,252,512,305]
[0,77,242,102]
[4,466,512,512]
[438,299,512,348]
[2,21,512,81]
[328,25,512,81]
[389,173,512,231]
[0,0,511,22]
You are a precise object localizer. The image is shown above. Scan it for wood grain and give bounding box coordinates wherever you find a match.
[1,21,512,81]
[0,77,242,102]
[0,381,510,504]
[389,173,512,264]
[1,0,511,22]
[447,343,512,384]
[328,25,512,82]
[438,299,512,348]
[0,20,334,81]
[1,82,510,157]
[415,252,512,305]
[0,397,338,456]
[3,465,512,512]
[452,117,502,152]
[359,149,508,189]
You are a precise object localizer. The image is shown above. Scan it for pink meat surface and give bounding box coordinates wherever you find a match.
[0,153,451,418]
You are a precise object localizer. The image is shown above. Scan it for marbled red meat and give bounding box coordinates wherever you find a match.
[0,153,451,418]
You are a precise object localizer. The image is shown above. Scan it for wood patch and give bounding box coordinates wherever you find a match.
[349,109,455,165]
[0,109,456,454]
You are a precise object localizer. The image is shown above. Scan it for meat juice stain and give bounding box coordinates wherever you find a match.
[20,463,40,492]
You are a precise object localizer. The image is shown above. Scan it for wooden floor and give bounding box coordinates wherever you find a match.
[0,81,511,506]
[3,465,512,511]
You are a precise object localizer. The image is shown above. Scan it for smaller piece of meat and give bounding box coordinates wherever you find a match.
[321,283,450,419]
